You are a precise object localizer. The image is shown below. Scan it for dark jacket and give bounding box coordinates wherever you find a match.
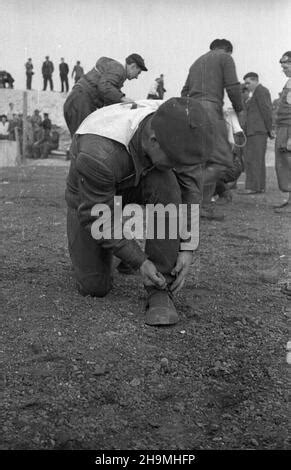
[63,57,127,136]
[65,116,208,268]
[59,62,69,76]
[42,60,54,77]
[75,57,126,106]
[181,50,242,113]
[25,61,33,75]
[42,117,52,130]
[245,84,272,136]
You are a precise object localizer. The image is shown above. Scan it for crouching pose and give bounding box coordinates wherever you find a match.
[65,98,212,326]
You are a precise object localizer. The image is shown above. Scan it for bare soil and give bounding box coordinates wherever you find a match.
[0,161,289,450]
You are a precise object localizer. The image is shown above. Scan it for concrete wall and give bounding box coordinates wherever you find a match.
[0,140,19,167]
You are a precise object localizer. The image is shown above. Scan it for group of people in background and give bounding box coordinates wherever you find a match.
[0,103,60,159]
[24,56,84,92]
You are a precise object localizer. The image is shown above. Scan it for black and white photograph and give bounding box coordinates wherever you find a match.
[0,0,290,458]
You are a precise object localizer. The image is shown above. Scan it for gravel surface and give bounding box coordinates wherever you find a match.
[0,162,289,450]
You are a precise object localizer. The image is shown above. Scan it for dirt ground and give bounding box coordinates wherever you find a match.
[0,158,289,450]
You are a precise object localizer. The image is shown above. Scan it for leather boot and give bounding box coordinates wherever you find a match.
[145,289,179,326]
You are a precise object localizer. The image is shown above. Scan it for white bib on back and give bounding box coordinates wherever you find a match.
[76,99,164,149]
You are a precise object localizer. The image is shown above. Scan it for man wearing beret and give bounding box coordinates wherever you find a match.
[181,39,243,219]
[64,53,148,137]
[65,98,212,326]
[274,51,291,212]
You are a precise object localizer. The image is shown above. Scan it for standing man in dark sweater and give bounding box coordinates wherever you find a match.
[181,39,243,219]
[59,58,69,93]
[42,56,54,91]
[63,53,148,136]
[242,72,273,194]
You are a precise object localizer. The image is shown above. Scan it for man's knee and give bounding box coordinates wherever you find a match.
[76,274,112,297]
[204,164,227,184]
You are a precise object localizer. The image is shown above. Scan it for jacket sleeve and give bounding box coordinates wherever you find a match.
[223,55,243,113]
[97,65,126,105]
[75,152,147,269]
[255,86,273,134]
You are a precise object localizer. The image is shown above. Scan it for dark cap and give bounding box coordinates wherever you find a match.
[280,51,291,63]
[151,97,213,166]
[126,53,147,71]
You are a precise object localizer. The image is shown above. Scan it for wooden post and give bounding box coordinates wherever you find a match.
[14,127,22,164]
[22,90,28,162]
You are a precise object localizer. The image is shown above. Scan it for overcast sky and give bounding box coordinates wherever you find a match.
[1,0,290,102]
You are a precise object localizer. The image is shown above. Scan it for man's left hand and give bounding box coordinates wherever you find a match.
[170,251,193,295]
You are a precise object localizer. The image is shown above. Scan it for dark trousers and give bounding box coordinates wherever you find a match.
[43,75,53,91]
[199,101,234,206]
[245,134,267,191]
[275,126,291,192]
[67,169,183,297]
[26,73,32,90]
[60,74,69,92]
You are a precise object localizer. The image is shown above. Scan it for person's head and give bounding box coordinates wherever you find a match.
[1,114,7,123]
[243,72,259,92]
[9,102,13,109]
[61,57,64,62]
[28,58,32,62]
[125,53,147,80]
[34,109,40,115]
[279,51,291,77]
[210,38,233,54]
[77,60,81,65]
[141,97,213,170]
[45,55,49,60]
[44,113,49,118]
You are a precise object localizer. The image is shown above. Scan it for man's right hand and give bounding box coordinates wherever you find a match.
[140,259,167,289]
